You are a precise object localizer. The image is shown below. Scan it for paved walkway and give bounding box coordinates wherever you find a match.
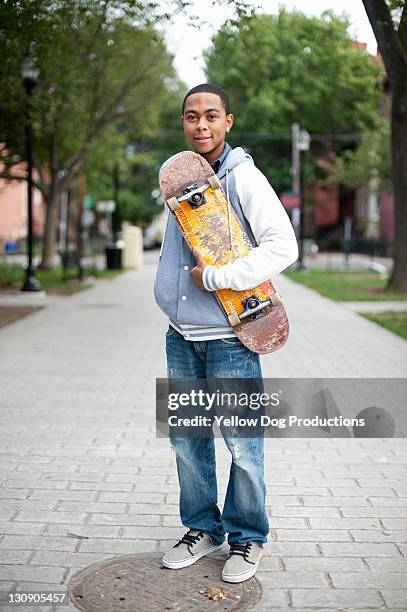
[0,250,406,611]
[302,251,392,272]
[342,301,407,313]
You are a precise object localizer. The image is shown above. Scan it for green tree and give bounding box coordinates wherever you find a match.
[204,9,383,191]
[85,145,164,229]
[83,78,186,228]
[0,0,174,268]
[362,0,407,291]
[334,117,391,191]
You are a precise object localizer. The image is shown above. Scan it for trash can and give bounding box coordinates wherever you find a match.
[123,226,143,270]
[105,244,123,270]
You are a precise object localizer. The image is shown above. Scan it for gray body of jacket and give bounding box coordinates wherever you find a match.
[154,146,257,327]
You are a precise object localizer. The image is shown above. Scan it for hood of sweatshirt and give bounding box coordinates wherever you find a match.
[218,146,253,180]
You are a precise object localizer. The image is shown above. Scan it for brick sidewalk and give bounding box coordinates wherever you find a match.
[0,251,406,611]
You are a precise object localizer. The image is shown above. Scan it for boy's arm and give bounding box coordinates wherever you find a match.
[201,162,298,292]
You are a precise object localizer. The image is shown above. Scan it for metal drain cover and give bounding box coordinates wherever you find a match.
[69,552,261,611]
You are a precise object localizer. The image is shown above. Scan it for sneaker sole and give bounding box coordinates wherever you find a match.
[162,544,223,569]
[222,558,261,583]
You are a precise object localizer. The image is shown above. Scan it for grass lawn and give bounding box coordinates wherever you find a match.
[362,311,407,341]
[284,268,407,302]
[0,260,122,295]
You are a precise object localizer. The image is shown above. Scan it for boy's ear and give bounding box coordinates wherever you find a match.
[225,113,234,133]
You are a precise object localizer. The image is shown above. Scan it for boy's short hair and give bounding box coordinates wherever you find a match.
[182,83,231,115]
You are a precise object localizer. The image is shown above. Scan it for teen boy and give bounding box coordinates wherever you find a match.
[154,84,298,583]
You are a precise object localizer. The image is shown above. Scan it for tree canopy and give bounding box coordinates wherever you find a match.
[0,0,175,266]
[205,9,384,191]
[334,117,391,192]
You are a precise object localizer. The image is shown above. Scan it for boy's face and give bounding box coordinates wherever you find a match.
[181,92,234,164]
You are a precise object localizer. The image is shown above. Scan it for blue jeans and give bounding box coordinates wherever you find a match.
[166,327,269,546]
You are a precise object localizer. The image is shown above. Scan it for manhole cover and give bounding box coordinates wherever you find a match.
[69,552,261,611]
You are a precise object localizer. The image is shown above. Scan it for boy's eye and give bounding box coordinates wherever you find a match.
[208,115,218,120]
[185,114,197,121]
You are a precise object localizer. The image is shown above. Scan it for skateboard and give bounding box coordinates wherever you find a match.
[159,151,289,354]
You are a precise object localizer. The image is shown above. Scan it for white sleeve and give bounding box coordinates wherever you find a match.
[202,162,298,291]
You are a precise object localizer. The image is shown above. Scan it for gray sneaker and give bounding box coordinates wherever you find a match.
[162,529,222,569]
[222,541,263,583]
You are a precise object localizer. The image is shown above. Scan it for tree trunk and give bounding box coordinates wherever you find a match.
[387,78,407,292]
[40,188,61,270]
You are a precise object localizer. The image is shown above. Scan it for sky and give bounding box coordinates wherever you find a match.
[163,0,377,87]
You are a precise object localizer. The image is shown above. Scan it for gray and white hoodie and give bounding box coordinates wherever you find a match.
[154,144,298,341]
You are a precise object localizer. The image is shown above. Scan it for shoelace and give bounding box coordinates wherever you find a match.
[174,530,204,550]
[228,542,254,563]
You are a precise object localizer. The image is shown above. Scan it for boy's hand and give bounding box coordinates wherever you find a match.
[190,248,207,290]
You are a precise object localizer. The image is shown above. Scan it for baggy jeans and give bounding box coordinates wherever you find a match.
[166,326,269,546]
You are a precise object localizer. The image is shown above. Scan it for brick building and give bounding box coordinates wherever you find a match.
[0,160,45,252]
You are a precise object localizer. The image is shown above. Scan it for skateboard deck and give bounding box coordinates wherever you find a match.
[159,151,289,354]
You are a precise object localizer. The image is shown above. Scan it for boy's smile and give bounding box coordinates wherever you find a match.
[182,92,234,164]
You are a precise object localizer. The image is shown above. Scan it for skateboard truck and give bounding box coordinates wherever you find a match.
[166,184,206,210]
[227,292,282,326]
[184,184,206,206]
[241,296,271,320]
[166,176,222,212]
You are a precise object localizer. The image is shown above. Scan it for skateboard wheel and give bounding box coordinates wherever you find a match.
[228,313,240,326]
[190,193,204,205]
[247,298,259,309]
[167,197,179,212]
[208,175,222,191]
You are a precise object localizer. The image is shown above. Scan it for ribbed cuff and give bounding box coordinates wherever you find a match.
[202,266,218,291]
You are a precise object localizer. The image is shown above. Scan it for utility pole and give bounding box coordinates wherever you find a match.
[292,123,300,196]
[292,124,311,270]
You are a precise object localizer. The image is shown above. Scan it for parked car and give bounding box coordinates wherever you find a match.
[143,211,167,250]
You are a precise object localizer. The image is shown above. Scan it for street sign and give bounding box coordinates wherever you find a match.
[82,210,95,227]
[84,195,94,209]
[96,200,116,213]
[298,130,311,151]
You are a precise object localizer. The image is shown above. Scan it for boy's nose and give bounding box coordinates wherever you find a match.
[196,119,209,130]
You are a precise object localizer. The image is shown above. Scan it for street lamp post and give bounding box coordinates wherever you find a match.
[112,161,120,242]
[21,44,41,292]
